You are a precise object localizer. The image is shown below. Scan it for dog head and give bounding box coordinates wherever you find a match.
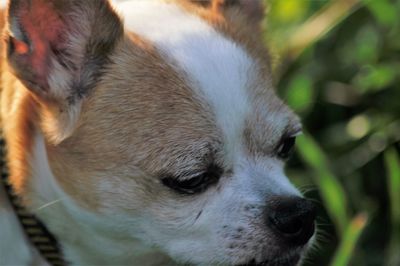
[5,0,315,264]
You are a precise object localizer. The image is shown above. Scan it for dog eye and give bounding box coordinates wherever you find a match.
[162,165,222,195]
[277,136,296,159]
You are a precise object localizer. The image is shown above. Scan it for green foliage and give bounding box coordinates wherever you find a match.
[363,0,397,27]
[353,64,398,93]
[285,73,314,113]
[266,0,400,265]
[330,213,368,266]
[297,133,349,236]
[384,148,400,265]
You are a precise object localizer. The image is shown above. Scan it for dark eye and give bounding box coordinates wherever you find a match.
[277,136,296,159]
[162,165,222,195]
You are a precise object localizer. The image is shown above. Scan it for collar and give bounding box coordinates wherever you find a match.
[0,133,67,266]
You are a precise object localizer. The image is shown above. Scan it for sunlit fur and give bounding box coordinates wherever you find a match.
[0,0,310,265]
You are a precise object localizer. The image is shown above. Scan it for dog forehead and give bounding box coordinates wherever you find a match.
[95,0,298,167]
[117,0,265,152]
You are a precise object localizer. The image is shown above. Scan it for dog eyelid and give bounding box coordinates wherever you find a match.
[286,124,302,137]
[161,164,223,195]
[292,130,303,137]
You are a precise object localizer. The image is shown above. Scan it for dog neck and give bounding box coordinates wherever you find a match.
[0,95,172,265]
[21,131,172,265]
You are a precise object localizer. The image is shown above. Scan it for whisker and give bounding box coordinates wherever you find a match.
[34,198,64,212]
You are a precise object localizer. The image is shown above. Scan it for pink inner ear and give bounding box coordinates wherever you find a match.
[20,0,66,46]
[15,0,67,88]
[12,38,29,54]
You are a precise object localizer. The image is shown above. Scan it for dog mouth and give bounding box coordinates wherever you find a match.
[237,253,301,266]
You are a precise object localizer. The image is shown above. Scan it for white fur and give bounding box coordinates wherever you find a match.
[118,0,253,161]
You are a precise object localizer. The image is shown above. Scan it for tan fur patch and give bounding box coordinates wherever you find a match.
[1,9,35,195]
[46,34,222,210]
[1,71,37,197]
[178,0,272,73]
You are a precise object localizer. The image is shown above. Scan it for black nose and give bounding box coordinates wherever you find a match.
[266,196,316,246]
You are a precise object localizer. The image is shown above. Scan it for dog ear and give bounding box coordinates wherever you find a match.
[6,0,124,104]
[191,0,265,23]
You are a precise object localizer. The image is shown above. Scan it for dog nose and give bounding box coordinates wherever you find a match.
[266,196,316,246]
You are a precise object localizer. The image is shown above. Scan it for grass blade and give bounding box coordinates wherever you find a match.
[297,133,349,236]
[384,148,400,266]
[330,213,369,266]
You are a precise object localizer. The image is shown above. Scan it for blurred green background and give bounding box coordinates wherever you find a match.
[264,0,400,265]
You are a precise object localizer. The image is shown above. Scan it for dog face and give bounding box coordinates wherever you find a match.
[5,0,315,265]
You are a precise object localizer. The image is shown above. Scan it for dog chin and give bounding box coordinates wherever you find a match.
[232,245,307,266]
[236,253,302,266]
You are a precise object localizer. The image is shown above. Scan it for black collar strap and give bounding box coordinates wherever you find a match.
[0,135,67,266]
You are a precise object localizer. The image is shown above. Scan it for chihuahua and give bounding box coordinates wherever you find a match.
[0,0,316,265]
